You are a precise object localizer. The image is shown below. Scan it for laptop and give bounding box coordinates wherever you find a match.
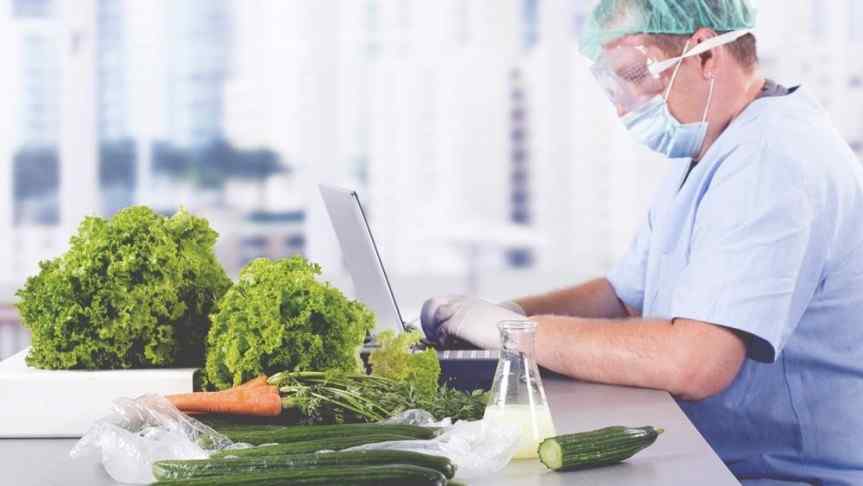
[319,185,497,390]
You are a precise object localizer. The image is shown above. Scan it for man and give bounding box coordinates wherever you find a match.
[421,0,863,484]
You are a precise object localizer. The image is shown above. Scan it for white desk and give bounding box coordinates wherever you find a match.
[0,377,739,485]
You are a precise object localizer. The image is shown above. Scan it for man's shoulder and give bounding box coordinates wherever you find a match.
[726,87,826,141]
[712,89,857,186]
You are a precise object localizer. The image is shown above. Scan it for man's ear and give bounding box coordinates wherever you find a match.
[690,28,722,80]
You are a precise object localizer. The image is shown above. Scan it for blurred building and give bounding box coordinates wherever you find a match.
[2,0,863,361]
[167,0,231,149]
[13,39,61,219]
[4,0,68,291]
[506,67,533,268]
[14,0,60,150]
[97,0,128,143]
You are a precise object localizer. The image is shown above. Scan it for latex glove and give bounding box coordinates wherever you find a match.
[420,296,526,350]
[420,296,525,340]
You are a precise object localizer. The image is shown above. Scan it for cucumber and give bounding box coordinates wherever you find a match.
[197,414,300,428]
[153,450,455,480]
[210,433,420,458]
[538,426,664,471]
[214,423,437,445]
[152,464,447,485]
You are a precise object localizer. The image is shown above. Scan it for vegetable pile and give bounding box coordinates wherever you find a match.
[203,257,375,390]
[170,325,487,423]
[17,206,231,369]
[23,206,496,484]
[168,370,487,424]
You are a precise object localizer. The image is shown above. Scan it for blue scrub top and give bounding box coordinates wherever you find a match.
[608,87,863,485]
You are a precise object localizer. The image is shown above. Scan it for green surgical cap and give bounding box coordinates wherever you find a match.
[579,0,757,61]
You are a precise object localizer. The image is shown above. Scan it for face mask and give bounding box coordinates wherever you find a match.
[622,43,716,160]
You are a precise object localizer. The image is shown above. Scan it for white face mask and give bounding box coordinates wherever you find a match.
[619,30,750,159]
[622,71,715,159]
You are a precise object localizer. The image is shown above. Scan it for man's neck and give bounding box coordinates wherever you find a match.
[694,71,766,162]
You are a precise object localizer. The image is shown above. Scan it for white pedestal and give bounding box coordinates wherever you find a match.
[0,348,197,438]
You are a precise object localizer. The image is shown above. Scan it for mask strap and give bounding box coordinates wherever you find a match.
[701,77,716,123]
[663,41,690,101]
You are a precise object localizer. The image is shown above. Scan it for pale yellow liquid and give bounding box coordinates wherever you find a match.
[482,404,557,459]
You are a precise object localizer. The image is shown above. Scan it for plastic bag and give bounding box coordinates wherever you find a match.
[381,409,452,428]
[354,410,521,479]
[70,394,232,484]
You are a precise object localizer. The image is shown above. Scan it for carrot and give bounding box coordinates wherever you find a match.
[167,376,282,417]
[234,375,270,390]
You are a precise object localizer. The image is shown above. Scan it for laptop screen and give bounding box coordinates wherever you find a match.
[319,185,405,335]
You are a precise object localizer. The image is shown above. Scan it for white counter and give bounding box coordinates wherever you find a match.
[0,376,739,485]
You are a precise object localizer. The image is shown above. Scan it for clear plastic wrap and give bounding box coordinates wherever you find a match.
[355,410,521,479]
[381,409,452,427]
[70,401,518,483]
[69,394,232,484]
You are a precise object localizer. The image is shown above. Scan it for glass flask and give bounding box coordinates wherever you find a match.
[482,320,556,460]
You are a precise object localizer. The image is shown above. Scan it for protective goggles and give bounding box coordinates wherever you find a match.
[590,30,752,114]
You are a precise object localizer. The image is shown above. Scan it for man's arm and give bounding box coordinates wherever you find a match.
[533,315,747,401]
[514,278,634,319]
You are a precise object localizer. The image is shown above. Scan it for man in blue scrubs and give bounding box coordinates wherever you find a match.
[421,0,863,483]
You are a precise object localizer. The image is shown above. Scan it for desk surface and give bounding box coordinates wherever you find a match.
[0,377,739,485]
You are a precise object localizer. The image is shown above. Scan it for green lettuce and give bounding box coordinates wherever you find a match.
[204,257,375,390]
[369,330,441,400]
[16,206,232,369]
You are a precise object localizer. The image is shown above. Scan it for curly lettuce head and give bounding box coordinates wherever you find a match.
[204,257,376,390]
[369,330,441,400]
[16,206,232,369]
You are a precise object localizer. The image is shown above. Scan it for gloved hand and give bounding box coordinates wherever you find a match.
[420,296,526,350]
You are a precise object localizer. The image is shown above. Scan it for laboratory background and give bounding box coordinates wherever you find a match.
[0,0,860,360]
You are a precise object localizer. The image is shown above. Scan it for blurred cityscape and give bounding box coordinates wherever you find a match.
[1,0,862,359]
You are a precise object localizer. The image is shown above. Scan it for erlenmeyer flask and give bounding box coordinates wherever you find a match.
[482,320,556,459]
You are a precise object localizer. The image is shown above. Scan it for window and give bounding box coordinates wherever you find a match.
[13,0,53,19]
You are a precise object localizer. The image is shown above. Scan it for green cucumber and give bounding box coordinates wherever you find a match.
[196,414,300,429]
[153,450,455,480]
[214,423,437,445]
[152,463,447,485]
[538,426,664,471]
[210,433,419,458]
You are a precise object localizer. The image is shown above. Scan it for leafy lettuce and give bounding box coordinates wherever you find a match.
[17,206,232,369]
[204,257,375,390]
[369,330,441,400]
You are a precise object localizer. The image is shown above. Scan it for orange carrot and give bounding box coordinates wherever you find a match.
[234,375,270,390]
[167,376,282,416]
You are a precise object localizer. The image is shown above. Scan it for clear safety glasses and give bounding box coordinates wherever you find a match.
[589,30,752,114]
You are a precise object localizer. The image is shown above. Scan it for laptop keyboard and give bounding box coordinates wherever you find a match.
[437,349,497,360]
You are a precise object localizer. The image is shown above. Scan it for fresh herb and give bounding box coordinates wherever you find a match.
[368,330,441,400]
[367,330,487,421]
[16,206,231,369]
[270,371,488,424]
[271,371,404,424]
[204,257,375,390]
[417,386,489,422]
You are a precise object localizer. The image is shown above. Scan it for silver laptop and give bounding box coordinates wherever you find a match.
[319,185,496,363]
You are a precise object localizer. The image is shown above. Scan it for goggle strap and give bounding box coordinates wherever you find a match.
[649,29,753,76]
